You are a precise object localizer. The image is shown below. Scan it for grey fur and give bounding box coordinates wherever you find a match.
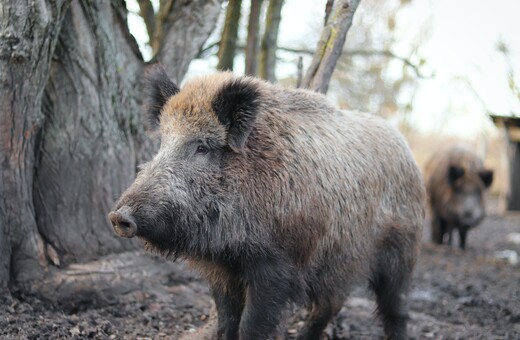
[109,71,425,340]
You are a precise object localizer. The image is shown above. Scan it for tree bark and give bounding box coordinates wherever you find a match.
[244,0,264,76]
[0,0,71,299]
[137,0,156,41]
[259,0,284,82]
[301,0,362,94]
[216,0,242,71]
[324,0,334,25]
[33,0,144,268]
[153,0,224,83]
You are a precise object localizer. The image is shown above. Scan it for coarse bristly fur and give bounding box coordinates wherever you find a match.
[425,146,493,249]
[109,64,426,340]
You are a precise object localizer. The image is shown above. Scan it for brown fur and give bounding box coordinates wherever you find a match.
[110,67,426,339]
[425,147,493,249]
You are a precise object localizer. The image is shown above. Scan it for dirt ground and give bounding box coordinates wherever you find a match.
[2,204,520,339]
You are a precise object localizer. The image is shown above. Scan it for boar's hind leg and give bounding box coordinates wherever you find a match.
[211,280,246,340]
[239,256,301,339]
[296,298,343,340]
[370,229,416,340]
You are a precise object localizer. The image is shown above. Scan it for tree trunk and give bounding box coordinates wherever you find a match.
[0,0,223,302]
[324,0,334,25]
[244,0,264,76]
[301,0,362,94]
[137,0,156,41]
[259,0,284,82]
[33,0,144,268]
[216,0,242,71]
[0,0,71,299]
[154,0,224,82]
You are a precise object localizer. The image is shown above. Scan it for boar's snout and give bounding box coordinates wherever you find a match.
[109,206,137,238]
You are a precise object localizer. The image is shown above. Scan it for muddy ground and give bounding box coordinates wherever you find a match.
[2,206,520,339]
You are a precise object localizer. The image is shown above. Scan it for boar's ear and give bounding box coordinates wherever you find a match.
[448,165,465,185]
[212,78,261,152]
[478,169,493,188]
[144,64,180,130]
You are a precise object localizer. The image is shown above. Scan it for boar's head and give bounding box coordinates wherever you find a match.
[108,65,263,258]
[445,164,493,228]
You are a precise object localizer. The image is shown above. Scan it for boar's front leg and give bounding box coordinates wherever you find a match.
[458,226,468,250]
[431,216,446,245]
[211,274,246,340]
[239,255,301,339]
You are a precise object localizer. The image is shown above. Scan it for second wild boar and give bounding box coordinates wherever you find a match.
[425,147,493,249]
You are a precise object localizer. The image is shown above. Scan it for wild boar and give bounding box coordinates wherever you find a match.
[108,65,425,340]
[425,147,493,249]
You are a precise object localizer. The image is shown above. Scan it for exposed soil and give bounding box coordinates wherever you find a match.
[2,205,520,339]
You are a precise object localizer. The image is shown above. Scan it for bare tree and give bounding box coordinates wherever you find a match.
[301,0,362,93]
[0,0,222,303]
[245,0,264,75]
[259,0,284,82]
[217,0,243,71]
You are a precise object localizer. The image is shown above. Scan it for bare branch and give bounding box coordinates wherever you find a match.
[197,41,221,58]
[277,47,431,79]
[196,41,430,79]
[457,76,496,116]
[498,42,520,102]
[345,49,433,79]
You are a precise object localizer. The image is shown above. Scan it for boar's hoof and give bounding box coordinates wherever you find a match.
[108,207,137,238]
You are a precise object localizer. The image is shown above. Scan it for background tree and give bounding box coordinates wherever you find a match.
[259,0,284,82]
[244,0,264,75]
[217,0,243,71]
[0,0,222,302]
[301,0,362,93]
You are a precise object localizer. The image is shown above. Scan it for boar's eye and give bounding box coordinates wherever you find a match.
[195,145,210,155]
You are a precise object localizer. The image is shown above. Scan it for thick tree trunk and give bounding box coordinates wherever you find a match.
[244,0,264,76]
[301,0,361,94]
[259,0,284,82]
[0,0,223,301]
[216,0,242,71]
[0,0,71,299]
[33,0,144,267]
